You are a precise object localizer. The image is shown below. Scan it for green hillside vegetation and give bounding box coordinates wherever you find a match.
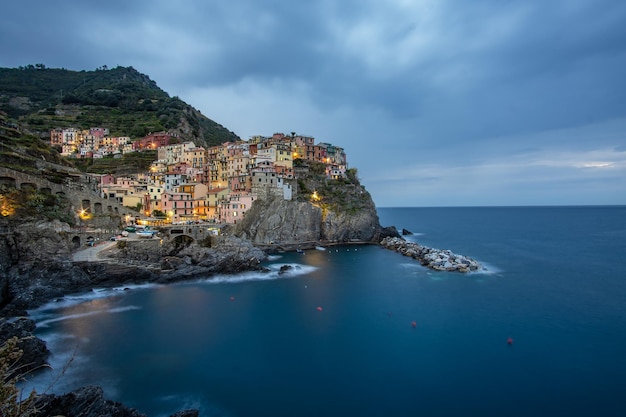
[0,65,239,147]
[72,150,158,175]
[0,112,70,171]
[296,160,370,214]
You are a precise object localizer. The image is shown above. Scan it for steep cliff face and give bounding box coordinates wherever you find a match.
[320,190,381,242]
[235,162,395,246]
[234,193,384,247]
[0,220,92,314]
[234,197,322,245]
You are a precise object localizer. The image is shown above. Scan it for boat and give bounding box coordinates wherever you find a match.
[315,246,326,251]
[136,226,157,238]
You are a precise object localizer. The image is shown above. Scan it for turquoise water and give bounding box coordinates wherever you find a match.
[26,206,626,416]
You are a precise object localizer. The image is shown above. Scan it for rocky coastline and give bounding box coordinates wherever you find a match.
[380,236,482,272]
[0,221,270,417]
[0,195,396,416]
[0,205,483,416]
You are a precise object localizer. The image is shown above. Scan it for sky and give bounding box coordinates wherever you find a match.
[2,0,625,207]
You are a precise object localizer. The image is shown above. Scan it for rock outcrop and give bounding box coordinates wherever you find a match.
[380,236,482,273]
[234,194,389,249]
[0,317,49,375]
[0,221,269,314]
[0,222,262,417]
[156,234,268,283]
[34,385,199,417]
[0,220,93,316]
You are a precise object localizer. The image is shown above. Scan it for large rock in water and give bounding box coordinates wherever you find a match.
[234,195,385,246]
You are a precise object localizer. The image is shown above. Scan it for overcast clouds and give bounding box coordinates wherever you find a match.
[2,0,625,206]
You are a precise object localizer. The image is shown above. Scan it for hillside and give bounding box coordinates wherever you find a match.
[0,65,240,148]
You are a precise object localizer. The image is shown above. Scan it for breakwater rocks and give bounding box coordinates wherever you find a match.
[380,237,481,273]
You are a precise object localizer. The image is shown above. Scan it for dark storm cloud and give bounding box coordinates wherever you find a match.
[2,0,625,206]
[4,0,625,124]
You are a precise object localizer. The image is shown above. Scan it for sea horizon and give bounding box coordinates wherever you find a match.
[378,203,626,208]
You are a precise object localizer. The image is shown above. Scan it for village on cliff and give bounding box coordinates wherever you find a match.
[50,128,348,225]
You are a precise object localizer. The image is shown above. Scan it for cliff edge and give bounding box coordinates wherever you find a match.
[233,172,398,250]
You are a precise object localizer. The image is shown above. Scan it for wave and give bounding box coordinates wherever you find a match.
[400,262,428,271]
[402,233,425,243]
[471,260,501,275]
[29,284,161,316]
[154,394,221,417]
[181,262,318,286]
[36,305,142,328]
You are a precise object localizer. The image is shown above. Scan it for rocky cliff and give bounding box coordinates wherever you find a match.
[0,220,269,417]
[0,220,93,316]
[233,163,400,249]
[0,221,268,315]
[233,193,387,249]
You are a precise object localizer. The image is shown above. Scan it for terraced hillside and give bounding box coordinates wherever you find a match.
[0,65,239,148]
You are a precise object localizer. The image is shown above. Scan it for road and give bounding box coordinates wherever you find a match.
[72,240,117,262]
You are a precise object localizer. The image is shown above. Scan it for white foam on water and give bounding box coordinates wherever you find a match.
[31,283,161,315]
[400,262,427,270]
[402,233,425,243]
[266,254,283,261]
[154,394,224,417]
[469,260,501,275]
[35,305,142,328]
[183,262,318,286]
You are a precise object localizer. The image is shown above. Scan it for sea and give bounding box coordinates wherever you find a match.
[22,206,626,417]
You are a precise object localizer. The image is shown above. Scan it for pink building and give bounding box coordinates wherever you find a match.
[100,174,116,186]
[161,191,194,222]
[220,193,256,224]
[133,131,175,151]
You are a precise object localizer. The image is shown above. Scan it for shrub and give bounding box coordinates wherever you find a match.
[0,337,38,417]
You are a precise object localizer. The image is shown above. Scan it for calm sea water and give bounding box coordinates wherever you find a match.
[25,206,626,417]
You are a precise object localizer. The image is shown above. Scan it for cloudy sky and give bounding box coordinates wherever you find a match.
[2,0,625,207]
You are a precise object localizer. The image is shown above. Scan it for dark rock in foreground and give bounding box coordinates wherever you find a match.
[380,236,482,272]
[0,317,49,375]
[34,385,200,417]
[35,386,146,417]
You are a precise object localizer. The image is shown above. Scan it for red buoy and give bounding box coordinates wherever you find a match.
[411,321,417,328]
[507,337,514,345]
[316,306,323,312]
